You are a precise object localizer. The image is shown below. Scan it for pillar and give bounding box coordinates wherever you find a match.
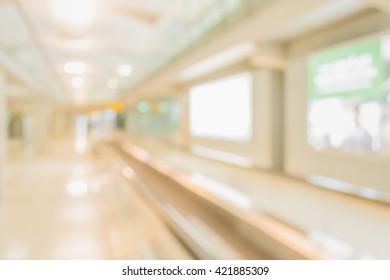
[0,68,8,201]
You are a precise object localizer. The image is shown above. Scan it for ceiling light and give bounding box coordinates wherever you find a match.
[116,64,133,77]
[49,0,96,28]
[122,167,135,179]
[67,180,88,197]
[107,78,118,90]
[64,62,87,75]
[71,77,84,89]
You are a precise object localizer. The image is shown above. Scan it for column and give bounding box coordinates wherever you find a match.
[250,43,285,170]
[0,68,7,201]
[33,101,51,155]
[178,93,190,149]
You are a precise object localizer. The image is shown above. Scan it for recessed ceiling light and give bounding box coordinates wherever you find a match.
[67,180,88,197]
[64,61,87,75]
[116,64,133,77]
[71,76,84,88]
[49,0,96,28]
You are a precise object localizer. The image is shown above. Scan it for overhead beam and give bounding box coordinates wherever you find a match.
[124,0,336,99]
[12,0,66,102]
[365,0,390,13]
[111,4,159,25]
[249,44,286,71]
[1,0,159,25]
[0,48,46,95]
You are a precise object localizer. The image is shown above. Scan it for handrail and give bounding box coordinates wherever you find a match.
[99,141,332,260]
[95,142,269,260]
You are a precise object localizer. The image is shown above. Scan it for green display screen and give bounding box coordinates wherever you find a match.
[307,35,390,154]
[308,39,387,100]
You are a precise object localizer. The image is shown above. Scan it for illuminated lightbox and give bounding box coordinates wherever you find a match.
[308,36,390,154]
[189,73,252,142]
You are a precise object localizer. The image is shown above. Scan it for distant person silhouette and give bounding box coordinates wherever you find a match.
[341,105,373,153]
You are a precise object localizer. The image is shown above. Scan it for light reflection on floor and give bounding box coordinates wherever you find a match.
[0,141,192,260]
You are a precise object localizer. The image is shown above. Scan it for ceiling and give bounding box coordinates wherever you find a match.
[0,0,250,105]
[2,0,386,107]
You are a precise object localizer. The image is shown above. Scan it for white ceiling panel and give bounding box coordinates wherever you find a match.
[0,0,266,105]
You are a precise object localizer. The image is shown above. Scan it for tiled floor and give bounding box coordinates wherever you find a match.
[0,141,192,260]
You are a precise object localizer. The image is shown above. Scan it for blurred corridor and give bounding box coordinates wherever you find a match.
[0,139,193,259]
[1,0,390,260]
